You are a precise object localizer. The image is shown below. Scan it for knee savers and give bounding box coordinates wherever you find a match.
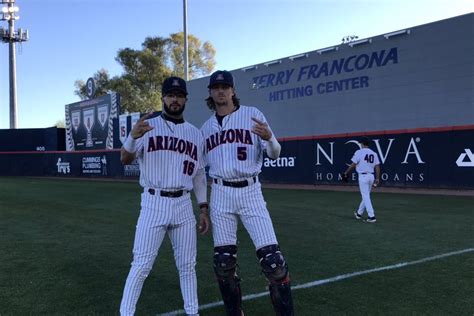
[256,244,289,283]
[213,245,238,279]
[257,245,294,315]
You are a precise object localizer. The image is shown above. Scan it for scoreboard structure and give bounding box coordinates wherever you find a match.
[65,93,120,151]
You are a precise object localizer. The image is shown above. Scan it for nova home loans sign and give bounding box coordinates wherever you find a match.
[258,128,474,188]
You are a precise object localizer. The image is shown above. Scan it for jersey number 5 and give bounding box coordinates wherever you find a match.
[183,160,195,175]
[237,147,247,161]
[364,154,374,163]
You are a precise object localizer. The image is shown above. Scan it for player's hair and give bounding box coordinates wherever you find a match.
[206,95,240,111]
[359,136,371,146]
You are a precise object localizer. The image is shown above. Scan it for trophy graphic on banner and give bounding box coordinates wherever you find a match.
[71,110,81,134]
[83,108,95,147]
[97,105,109,130]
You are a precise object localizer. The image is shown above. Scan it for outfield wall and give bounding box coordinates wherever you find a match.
[0,127,65,151]
[260,126,474,188]
[1,127,472,189]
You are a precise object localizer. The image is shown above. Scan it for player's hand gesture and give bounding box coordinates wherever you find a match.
[251,117,272,140]
[130,112,154,139]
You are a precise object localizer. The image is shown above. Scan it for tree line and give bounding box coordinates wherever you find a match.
[74,32,216,114]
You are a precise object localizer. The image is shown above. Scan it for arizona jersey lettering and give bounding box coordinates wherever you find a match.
[201,105,272,180]
[147,135,198,160]
[134,116,204,190]
[205,129,253,152]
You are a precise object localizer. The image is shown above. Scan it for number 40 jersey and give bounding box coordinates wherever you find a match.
[351,147,381,173]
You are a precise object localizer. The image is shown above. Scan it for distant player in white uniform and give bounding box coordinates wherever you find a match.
[119,76,210,316]
[343,136,381,223]
[200,70,294,316]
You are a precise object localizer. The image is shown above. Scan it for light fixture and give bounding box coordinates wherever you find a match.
[241,65,257,72]
[384,29,411,39]
[289,53,308,61]
[317,46,338,55]
[264,59,282,67]
[348,38,372,47]
[341,35,359,44]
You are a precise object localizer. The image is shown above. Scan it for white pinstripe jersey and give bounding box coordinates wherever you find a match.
[134,115,205,190]
[351,148,380,173]
[200,105,273,180]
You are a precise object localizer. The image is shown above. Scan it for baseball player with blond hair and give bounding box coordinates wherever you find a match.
[201,70,294,316]
[343,136,381,223]
[119,76,210,316]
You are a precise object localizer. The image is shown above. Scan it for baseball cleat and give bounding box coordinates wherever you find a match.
[354,212,362,220]
[366,217,377,223]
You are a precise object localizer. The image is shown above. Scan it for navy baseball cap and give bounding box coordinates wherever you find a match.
[162,76,188,95]
[208,70,234,88]
[359,136,371,146]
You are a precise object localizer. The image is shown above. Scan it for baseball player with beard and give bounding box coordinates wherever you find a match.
[119,76,210,316]
[343,136,381,223]
[200,70,294,316]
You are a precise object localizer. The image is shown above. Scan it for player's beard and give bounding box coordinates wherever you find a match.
[214,94,230,107]
[163,102,185,117]
[214,100,228,107]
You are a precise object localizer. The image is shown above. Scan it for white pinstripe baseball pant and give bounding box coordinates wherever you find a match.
[357,173,376,218]
[210,182,278,249]
[120,191,198,315]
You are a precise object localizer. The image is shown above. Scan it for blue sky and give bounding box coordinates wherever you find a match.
[0,0,472,129]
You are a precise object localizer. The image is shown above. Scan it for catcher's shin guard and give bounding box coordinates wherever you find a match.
[213,245,243,316]
[257,244,294,316]
[269,278,294,316]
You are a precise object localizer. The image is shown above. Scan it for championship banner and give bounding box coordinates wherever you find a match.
[118,112,141,145]
[130,112,140,130]
[83,107,95,148]
[97,105,109,129]
[119,114,128,145]
[65,93,120,151]
[71,110,81,133]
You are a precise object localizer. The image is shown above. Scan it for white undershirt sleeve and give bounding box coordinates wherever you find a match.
[265,135,281,159]
[192,168,208,205]
[122,134,137,153]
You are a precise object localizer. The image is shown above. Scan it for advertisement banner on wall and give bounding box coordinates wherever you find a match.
[0,128,472,189]
[261,129,474,188]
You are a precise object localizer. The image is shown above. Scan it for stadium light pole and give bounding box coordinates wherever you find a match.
[183,0,189,81]
[1,0,28,129]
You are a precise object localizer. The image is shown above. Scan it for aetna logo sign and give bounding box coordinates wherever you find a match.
[264,156,296,168]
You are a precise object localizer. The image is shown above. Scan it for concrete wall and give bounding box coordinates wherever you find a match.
[185,13,474,138]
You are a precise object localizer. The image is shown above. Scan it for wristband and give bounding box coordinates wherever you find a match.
[123,135,137,153]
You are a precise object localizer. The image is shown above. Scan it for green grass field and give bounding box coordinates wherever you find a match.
[0,177,473,315]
